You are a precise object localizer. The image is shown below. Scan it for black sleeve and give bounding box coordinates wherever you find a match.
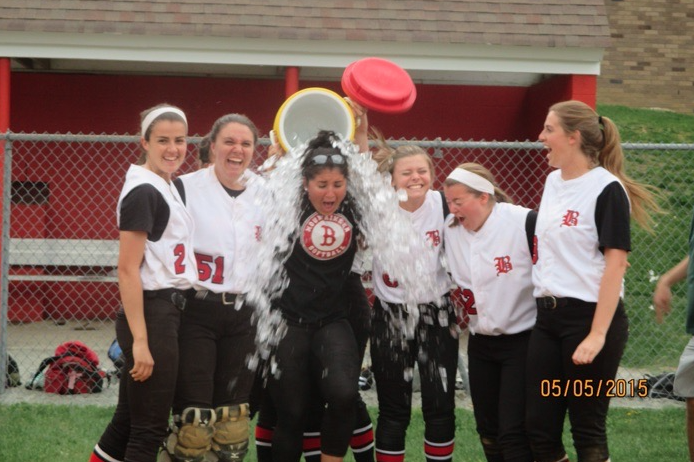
[525,209,538,258]
[439,190,449,219]
[595,181,631,253]
[173,177,186,205]
[119,184,170,242]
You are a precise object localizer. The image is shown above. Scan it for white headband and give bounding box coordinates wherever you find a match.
[446,168,495,195]
[141,107,187,136]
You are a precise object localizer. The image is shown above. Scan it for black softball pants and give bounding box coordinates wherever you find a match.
[96,298,181,462]
[172,297,256,412]
[525,300,629,462]
[268,318,360,461]
[370,297,458,462]
[468,330,533,462]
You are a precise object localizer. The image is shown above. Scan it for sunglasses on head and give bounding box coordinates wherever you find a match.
[310,154,346,165]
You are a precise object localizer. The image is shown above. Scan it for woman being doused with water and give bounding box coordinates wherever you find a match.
[368,136,459,462]
[262,130,363,462]
[253,103,375,462]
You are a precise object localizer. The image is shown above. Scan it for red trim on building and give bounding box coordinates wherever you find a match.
[285,66,300,98]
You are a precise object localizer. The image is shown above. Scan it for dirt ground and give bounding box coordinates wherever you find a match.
[0,319,685,411]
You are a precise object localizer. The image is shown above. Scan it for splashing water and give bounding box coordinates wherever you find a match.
[245,148,304,377]
[346,142,443,342]
[246,137,443,379]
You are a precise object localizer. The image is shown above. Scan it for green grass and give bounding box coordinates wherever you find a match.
[0,404,687,461]
[597,104,694,144]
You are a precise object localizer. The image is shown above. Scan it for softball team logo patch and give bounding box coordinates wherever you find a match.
[301,212,353,260]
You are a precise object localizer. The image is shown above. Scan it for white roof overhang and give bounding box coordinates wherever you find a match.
[0,31,603,87]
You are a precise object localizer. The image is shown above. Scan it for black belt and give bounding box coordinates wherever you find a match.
[536,296,595,310]
[192,290,244,307]
[143,288,193,311]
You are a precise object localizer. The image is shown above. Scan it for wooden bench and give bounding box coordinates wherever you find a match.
[9,238,119,282]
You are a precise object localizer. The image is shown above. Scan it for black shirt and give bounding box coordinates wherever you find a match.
[279,199,360,325]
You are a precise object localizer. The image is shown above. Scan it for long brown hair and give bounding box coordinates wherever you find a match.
[550,100,661,230]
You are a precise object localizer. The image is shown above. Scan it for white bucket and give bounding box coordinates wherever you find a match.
[273,87,355,152]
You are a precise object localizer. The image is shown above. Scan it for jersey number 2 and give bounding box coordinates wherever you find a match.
[173,244,187,275]
[461,289,478,315]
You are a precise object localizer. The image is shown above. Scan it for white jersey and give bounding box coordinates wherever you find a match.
[444,203,536,335]
[179,167,264,294]
[533,167,629,301]
[117,164,197,291]
[372,190,451,304]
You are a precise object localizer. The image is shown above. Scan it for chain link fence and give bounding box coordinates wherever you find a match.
[1,132,693,401]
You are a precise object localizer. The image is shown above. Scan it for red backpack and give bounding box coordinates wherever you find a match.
[30,341,106,394]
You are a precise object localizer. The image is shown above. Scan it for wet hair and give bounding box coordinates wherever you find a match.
[301,130,349,181]
[197,134,211,167]
[550,100,661,229]
[137,103,187,165]
[208,113,259,146]
[444,163,512,227]
[370,127,435,177]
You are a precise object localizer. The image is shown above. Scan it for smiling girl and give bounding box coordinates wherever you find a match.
[369,140,458,462]
[90,104,197,462]
[161,114,264,462]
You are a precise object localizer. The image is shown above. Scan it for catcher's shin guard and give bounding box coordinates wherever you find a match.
[162,408,217,462]
[211,404,250,461]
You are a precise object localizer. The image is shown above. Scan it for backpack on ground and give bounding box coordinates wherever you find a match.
[5,354,21,388]
[107,338,125,379]
[26,340,106,395]
[644,372,685,402]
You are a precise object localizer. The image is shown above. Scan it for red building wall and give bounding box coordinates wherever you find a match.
[6,71,596,320]
[11,72,543,140]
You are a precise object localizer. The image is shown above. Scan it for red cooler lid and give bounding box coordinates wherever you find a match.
[341,57,417,114]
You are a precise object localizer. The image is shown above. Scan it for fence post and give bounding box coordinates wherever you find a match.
[0,58,9,393]
[0,135,11,394]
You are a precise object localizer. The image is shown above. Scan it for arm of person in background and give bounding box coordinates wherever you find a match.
[653,256,689,323]
[258,130,285,172]
[572,247,629,365]
[117,230,154,382]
